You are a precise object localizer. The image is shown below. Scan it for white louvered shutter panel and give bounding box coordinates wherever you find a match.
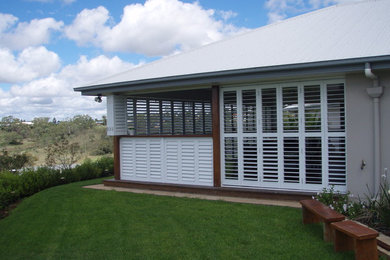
[165,139,180,181]
[120,137,212,186]
[198,139,213,184]
[120,138,134,179]
[224,137,238,180]
[243,137,258,181]
[262,137,278,182]
[107,95,128,136]
[283,137,299,183]
[181,140,196,182]
[149,138,163,180]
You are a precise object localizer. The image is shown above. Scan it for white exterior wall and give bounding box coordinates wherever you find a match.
[346,71,390,197]
[107,95,127,136]
[120,137,213,186]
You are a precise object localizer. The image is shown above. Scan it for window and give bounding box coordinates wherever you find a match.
[221,80,346,191]
[127,97,212,136]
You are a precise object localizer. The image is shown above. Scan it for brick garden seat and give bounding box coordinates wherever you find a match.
[299,199,345,241]
[331,220,379,260]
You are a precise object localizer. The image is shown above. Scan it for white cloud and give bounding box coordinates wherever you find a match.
[0,46,61,83]
[0,54,136,120]
[65,0,246,56]
[0,13,63,50]
[265,0,362,23]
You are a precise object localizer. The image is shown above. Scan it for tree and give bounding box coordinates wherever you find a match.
[45,135,80,170]
[0,150,34,172]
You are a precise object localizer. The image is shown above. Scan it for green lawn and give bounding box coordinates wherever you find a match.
[0,178,353,259]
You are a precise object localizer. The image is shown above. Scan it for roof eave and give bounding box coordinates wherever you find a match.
[74,55,390,96]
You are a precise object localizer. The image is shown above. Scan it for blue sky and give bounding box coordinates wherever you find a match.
[0,0,355,120]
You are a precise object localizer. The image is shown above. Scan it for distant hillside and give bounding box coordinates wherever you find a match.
[0,115,112,168]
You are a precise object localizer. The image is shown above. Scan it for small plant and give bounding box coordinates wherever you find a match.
[315,186,364,218]
[316,183,390,235]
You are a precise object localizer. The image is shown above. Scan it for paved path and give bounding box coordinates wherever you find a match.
[84,184,301,208]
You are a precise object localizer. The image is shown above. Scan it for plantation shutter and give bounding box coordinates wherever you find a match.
[107,95,127,136]
[221,80,346,192]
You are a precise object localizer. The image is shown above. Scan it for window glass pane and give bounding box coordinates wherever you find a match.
[242,90,257,133]
[262,88,277,133]
[223,91,237,133]
[304,85,321,132]
[327,83,345,132]
[283,87,298,133]
[224,137,238,180]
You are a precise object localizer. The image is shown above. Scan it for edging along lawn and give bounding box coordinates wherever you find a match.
[0,178,353,259]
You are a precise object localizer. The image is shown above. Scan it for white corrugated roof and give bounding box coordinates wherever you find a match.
[88,0,390,86]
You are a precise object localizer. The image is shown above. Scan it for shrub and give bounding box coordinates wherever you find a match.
[0,157,114,211]
[316,183,390,234]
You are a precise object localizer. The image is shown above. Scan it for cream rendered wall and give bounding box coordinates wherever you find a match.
[346,70,390,197]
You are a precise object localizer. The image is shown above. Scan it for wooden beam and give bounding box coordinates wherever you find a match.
[212,85,221,187]
[113,136,120,180]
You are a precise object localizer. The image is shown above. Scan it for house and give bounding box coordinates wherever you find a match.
[75,0,390,199]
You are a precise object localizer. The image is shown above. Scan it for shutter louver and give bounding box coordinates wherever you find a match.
[284,137,300,183]
[305,137,322,184]
[136,99,147,135]
[166,140,179,181]
[173,101,183,135]
[242,90,257,133]
[224,137,238,180]
[195,102,204,134]
[243,137,258,181]
[181,141,196,182]
[263,137,278,182]
[149,100,160,134]
[135,139,148,178]
[283,87,299,133]
[149,139,162,179]
[204,102,212,134]
[328,137,346,185]
[262,88,277,133]
[198,140,213,183]
[162,101,173,134]
[327,83,345,132]
[184,102,194,134]
[223,91,237,133]
[304,85,321,132]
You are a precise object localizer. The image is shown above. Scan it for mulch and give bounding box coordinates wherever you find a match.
[0,200,22,219]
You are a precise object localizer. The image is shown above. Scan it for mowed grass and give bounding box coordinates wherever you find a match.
[0,178,353,259]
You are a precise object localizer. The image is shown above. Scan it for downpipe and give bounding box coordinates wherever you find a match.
[365,63,383,195]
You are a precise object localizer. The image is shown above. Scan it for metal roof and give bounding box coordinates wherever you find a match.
[75,0,390,95]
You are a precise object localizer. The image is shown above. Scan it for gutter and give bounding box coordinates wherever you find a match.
[74,55,390,96]
[365,62,384,195]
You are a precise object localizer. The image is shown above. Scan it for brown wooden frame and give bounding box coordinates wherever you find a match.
[113,136,120,180]
[212,85,221,187]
